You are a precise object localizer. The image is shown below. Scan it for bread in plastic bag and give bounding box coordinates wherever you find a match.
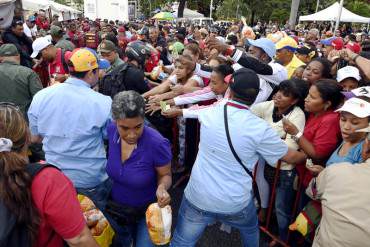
[146,203,172,245]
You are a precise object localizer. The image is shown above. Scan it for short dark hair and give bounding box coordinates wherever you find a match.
[315,79,344,110]
[11,19,23,28]
[213,64,234,78]
[278,79,309,109]
[309,57,332,79]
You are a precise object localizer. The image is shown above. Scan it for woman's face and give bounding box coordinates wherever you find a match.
[302,61,324,85]
[274,90,298,110]
[116,117,144,145]
[340,78,359,92]
[304,85,328,113]
[339,112,368,143]
[210,71,228,95]
[174,61,189,81]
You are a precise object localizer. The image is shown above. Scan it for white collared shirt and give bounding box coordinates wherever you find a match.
[183,99,288,214]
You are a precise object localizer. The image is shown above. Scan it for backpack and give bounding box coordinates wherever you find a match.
[98,63,130,99]
[0,163,57,247]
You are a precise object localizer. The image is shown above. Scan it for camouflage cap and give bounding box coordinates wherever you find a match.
[0,44,19,56]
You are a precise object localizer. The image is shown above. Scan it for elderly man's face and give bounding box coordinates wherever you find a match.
[116,117,145,145]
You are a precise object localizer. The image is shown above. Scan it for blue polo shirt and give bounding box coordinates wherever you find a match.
[28,77,112,188]
[183,100,288,214]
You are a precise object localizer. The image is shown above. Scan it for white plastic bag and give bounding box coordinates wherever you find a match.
[146,203,172,245]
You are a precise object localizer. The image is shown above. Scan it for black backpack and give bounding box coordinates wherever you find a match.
[98,63,130,99]
[0,163,57,247]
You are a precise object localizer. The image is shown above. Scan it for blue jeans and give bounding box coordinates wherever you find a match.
[275,169,296,241]
[171,197,259,247]
[77,179,112,211]
[108,215,155,247]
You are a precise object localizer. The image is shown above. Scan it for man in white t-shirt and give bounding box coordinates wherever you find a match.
[23,16,37,40]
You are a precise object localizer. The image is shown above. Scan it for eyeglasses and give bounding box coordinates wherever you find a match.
[0,102,20,111]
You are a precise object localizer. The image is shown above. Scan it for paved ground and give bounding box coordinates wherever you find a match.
[169,174,271,247]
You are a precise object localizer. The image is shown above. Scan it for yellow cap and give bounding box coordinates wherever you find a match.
[276,36,298,51]
[68,48,109,72]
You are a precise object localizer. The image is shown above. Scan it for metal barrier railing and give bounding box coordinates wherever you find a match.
[256,161,304,247]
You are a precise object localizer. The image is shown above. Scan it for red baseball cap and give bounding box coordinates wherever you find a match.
[345,42,361,54]
[331,38,344,50]
[321,37,343,50]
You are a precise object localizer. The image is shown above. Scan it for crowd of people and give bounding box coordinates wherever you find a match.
[1,8,370,247]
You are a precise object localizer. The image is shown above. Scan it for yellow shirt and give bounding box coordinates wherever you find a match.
[285,54,305,79]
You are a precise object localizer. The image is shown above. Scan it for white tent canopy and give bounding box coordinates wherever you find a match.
[49,1,81,20]
[174,8,204,18]
[22,0,50,11]
[299,2,370,23]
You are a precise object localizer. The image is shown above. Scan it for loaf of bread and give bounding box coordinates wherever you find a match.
[80,196,95,212]
[146,203,172,245]
[91,218,109,236]
[84,209,104,228]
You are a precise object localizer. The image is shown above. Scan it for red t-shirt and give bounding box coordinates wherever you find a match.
[36,18,49,30]
[32,168,86,247]
[297,111,341,187]
[67,31,83,48]
[48,48,67,78]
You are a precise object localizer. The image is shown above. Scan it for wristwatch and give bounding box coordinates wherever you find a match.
[292,131,303,142]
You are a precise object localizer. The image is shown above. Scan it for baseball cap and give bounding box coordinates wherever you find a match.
[97,40,117,54]
[336,97,370,118]
[337,66,361,83]
[342,86,370,99]
[248,38,276,59]
[229,68,260,101]
[118,27,125,32]
[275,36,298,52]
[296,45,315,58]
[50,25,63,37]
[31,37,52,58]
[345,42,361,54]
[0,44,19,56]
[320,37,344,50]
[68,48,110,72]
[28,16,36,22]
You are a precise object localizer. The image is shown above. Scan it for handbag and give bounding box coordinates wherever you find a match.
[105,199,150,226]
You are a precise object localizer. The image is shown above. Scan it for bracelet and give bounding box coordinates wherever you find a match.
[353,54,360,63]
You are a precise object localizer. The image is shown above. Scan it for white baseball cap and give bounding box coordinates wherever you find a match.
[336,97,370,118]
[336,66,361,83]
[342,86,370,99]
[31,37,52,58]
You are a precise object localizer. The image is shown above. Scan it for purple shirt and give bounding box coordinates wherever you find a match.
[106,123,172,207]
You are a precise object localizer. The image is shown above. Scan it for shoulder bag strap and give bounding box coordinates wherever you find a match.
[224,104,254,179]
